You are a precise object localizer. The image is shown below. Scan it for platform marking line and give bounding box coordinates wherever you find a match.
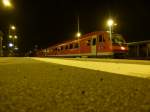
[32,58,150,78]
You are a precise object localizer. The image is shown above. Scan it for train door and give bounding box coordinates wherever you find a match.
[91,35,97,56]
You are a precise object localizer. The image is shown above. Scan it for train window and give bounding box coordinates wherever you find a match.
[87,40,91,46]
[99,35,105,42]
[74,43,79,48]
[57,47,60,51]
[61,46,64,50]
[92,38,96,45]
[69,44,73,49]
[99,35,103,42]
[65,45,68,49]
[112,34,125,44]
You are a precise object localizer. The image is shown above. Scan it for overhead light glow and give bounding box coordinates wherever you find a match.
[11,25,16,30]
[3,0,12,7]
[9,35,12,38]
[14,35,18,39]
[14,47,18,50]
[9,43,13,47]
[76,32,81,37]
[107,19,114,27]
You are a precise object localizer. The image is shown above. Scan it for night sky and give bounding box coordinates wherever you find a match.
[0,0,150,53]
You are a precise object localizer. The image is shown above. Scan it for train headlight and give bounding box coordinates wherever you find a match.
[121,46,125,50]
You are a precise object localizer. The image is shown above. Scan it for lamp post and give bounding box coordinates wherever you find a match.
[9,25,16,49]
[1,0,14,56]
[76,16,81,38]
[76,16,81,55]
[8,25,17,56]
[107,19,114,41]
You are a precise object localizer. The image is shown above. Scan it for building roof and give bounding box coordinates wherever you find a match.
[127,40,150,45]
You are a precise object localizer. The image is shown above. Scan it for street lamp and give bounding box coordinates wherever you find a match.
[76,32,81,38]
[8,43,13,47]
[107,19,114,41]
[9,35,12,38]
[14,47,18,50]
[2,0,12,8]
[8,25,17,55]
[76,16,81,38]
[11,25,16,30]
[14,35,18,39]
[1,0,14,56]
[75,16,81,55]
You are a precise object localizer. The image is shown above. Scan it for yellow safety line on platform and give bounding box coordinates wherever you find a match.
[32,58,150,78]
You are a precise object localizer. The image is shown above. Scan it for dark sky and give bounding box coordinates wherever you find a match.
[0,0,150,52]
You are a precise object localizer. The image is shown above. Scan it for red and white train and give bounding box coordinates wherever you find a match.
[36,31,128,58]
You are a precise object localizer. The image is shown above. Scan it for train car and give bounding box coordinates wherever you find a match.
[42,31,128,58]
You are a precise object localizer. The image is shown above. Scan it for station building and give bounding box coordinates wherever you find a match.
[127,40,150,59]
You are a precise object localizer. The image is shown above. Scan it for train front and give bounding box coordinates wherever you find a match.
[111,34,128,58]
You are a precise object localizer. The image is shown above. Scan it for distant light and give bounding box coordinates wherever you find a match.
[107,19,114,27]
[14,47,18,50]
[114,23,117,26]
[121,46,125,50]
[11,25,16,30]
[3,0,12,7]
[9,35,12,38]
[3,46,6,48]
[76,32,81,37]
[9,43,13,47]
[14,35,18,39]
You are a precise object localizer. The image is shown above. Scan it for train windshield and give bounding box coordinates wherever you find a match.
[112,34,125,44]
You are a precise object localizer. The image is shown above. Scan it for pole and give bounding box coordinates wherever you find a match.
[78,16,79,33]
[0,36,3,56]
[109,25,113,51]
[13,36,15,49]
[0,31,4,57]
[109,26,112,41]
[77,16,80,56]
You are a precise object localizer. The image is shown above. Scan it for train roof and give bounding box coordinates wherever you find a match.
[48,31,107,48]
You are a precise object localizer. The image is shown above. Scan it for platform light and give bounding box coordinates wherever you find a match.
[107,19,114,27]
[14,47,18,50]
[76,32,81,38]
[107,19,114,41]
[3,46,6,48]
[9,35,12,39]
[8,43,13,47]
[14,35,18,39]
[11,25,16,30]
[114,23,117,26]
[2,0,12,7]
